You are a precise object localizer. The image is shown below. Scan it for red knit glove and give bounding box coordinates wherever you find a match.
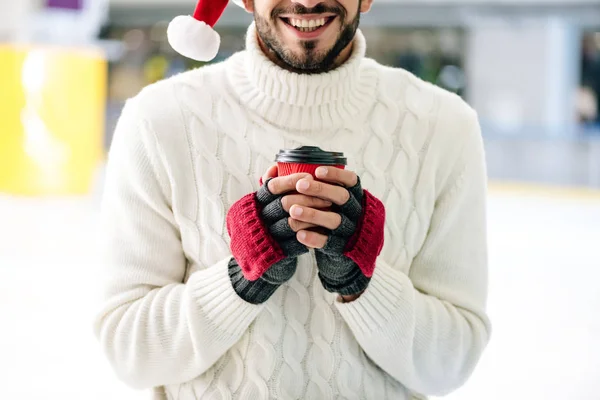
[227,180,308,304]
[316,178,385,295]
[227,195,284,281]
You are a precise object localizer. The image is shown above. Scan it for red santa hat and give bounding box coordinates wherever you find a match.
[167,0,245,62]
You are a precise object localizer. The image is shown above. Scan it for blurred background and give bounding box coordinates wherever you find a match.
[0,0,599,399]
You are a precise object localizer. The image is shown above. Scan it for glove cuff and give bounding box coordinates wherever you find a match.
[343,190,385,278]
[318,268,370,296]
[228,258,280,304]
[227,193,285,281]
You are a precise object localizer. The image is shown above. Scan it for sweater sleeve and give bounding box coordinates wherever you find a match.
[93,98,263,390]
[334,106,491,396]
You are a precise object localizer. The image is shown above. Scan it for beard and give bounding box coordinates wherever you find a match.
[254,2,360,74]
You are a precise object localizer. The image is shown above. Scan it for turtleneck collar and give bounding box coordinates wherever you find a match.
[226,22,379,134]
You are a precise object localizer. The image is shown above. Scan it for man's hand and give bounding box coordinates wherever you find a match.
[288,166,360,248]
[289,166,386,300]
[228,169,330,304]
[260,167,335,235]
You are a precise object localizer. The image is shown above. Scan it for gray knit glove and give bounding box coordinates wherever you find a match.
[315,178,371,296]
[228,179,308,304]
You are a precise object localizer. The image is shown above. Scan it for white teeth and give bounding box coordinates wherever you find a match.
[288,17,329,31]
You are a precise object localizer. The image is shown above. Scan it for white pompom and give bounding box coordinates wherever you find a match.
[167,15,220,62]
[231,0,245,8]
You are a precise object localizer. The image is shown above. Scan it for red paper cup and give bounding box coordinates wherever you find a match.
[275,146,347,179]
[277,162,345,179]
[275,147,347,215]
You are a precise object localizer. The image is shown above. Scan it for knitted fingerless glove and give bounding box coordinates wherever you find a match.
[227,180,308,304]
[315,178,386,296]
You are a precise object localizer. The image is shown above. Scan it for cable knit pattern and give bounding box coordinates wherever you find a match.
[94,22,491,400]
[335,315,363,399]
[276,254,310,399]
[306,258,336,399]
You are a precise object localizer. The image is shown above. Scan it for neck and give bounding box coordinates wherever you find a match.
[225,22,379,133]
[256,35,354,75]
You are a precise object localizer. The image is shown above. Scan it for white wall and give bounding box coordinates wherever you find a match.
[465,16,581,136]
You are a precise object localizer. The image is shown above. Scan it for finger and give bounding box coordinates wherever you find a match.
[261,197,286,223]
[288,218,319,233]
[330,214,356,238]
[321,235,347,254]
[268,173,313,196]
[314,166,358,187]
[280,194,332,213]
[269,218,318,239]
[297,229,328,249]
[339,195,362,222]
[255,178,279,206]
[296,178,350,206]
[346,176,363,204]
[260,165,279,185]
[289,205,342,230]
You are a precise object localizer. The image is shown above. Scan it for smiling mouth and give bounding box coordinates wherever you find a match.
[280,16,336,32]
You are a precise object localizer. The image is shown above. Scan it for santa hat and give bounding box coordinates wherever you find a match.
[167,0,245,62]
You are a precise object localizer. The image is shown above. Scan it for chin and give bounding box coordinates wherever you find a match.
[293,39,335,53]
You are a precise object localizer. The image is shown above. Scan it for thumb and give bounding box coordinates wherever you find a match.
[259,165,279,185]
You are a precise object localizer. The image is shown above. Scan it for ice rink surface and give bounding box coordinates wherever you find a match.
[1,186,599,399]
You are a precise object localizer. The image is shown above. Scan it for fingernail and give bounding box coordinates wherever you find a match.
[298,180,310,190]
[298,231,306,240]
[316,167,328,177]
[291,206,303,217]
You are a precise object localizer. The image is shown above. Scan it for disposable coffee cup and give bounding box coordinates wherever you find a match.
[275,146,347,179]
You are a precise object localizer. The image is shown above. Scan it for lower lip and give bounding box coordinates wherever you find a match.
[282,17,335,40]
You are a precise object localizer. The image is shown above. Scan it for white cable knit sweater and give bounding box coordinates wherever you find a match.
[94,23,491,400]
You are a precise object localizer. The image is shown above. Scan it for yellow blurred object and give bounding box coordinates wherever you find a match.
[0,45,106,196]
[143,54,169,84]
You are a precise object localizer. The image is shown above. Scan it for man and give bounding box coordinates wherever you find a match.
[93,0,492,398]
